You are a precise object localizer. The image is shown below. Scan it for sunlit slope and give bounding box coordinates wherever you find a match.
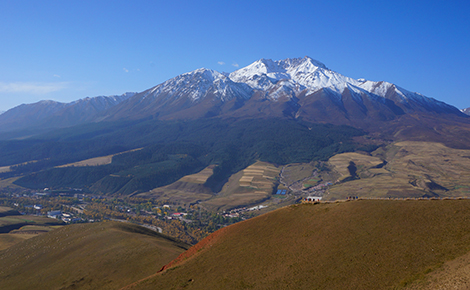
[127,199,470,290]
[0,221,190,290]
[327,141,470,200]
[201,161,280,211]
[138,165,215,204]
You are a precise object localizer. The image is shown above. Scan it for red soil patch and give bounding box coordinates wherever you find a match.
[159,225,230,272]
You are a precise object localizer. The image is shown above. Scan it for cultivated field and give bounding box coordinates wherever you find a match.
[202,161,280,211]
[139,165,215,204]
[326,141,470,200]
[57,148,143,168]
[0,165,10,173]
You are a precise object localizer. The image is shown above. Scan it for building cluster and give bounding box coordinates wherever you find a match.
[47,210,82,223]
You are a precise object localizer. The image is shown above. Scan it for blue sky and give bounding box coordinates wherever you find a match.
[1,0,469,112]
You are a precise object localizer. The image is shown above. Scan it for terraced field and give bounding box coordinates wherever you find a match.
[138,165,215,204]
[202,161,281,211]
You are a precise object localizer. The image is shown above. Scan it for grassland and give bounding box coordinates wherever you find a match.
[326,141,470,200]
[57,148,143,168]
[0,165,10,173]
[0,221,190,290]
[126,199,470,290]
[0,208,64,250]
[0,176,27,190]
[201,161,280,211]
[138,165,215,204]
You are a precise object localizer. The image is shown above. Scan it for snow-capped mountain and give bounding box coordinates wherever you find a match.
[99,69,252,120]
[101,56,463,127]
[2,57,466,136]
[462,107,470,115]
[146,68,252,102]
[0,93,135,133]
[229,56,458,114]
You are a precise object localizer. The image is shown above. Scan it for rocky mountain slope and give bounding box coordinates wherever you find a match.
[1,57,467,139]
[0,92,135,133]
[99,57,466,132]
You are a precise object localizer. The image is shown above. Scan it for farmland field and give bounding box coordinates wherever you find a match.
[326,141,470,200]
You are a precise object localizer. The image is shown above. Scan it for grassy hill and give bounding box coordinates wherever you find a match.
[0,221,190,290]
[125,199,470,290]
[326,141,470,200]
[0,208,64,251]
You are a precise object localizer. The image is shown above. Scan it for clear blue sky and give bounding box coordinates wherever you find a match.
[1,0,469,112]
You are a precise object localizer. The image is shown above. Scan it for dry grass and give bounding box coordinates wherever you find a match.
[329,152,384,181]
[139,165,215,204]
[202,161,280,211]
[0,212,64,251]
[0,221,190,290]
[0,165,10,173]
[0,233,39,251]
[326,141,470,200]
[0,177,23,190]
[126,199,470,290]
[178,165,215,184]
[57,148,143,168]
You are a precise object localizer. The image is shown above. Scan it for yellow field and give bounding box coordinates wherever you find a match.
[202,161,280,211]
[326,141,470,200]
[0,166,10,173]
[178,165,215,184]
[57,148,142,168]
[139,165,215,204]
[329,152,384,182]
[0,177,23,190]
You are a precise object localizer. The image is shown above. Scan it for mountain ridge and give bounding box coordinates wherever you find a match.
[97,56,467,130]
[0,92,135,134]
[0,57,468,141]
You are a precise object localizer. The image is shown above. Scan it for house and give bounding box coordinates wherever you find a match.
[47,210,62,219]
[305,196,322,202]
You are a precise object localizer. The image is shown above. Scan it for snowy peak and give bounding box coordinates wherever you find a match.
[229,56,355,93]
[229,57,325,89]
[144,68,253,102]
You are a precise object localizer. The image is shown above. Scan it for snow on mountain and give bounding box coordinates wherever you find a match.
[229,56,461,115]
[229,56,358,93]
[143,68,252,102]
[1,57,465,136]
[462,107,470,115]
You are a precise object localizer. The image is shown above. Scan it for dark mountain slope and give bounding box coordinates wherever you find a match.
[127,199,470,290]
[0,93,134,136]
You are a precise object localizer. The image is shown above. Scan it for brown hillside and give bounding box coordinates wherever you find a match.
[126,199,470,290]
[327,141,470,200]
[0,221,190,290]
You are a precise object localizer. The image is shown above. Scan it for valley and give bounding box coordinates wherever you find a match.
[0,56,470,289]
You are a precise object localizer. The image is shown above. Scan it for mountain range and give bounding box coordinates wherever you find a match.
[0,92,135,134]
[0,57,467,139]
[2,56,470,198]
